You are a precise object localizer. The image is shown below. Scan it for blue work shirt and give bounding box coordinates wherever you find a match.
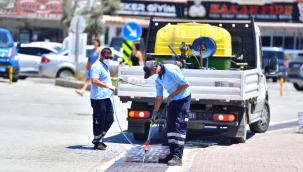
[155,64,190,101]
[90,61,112,99]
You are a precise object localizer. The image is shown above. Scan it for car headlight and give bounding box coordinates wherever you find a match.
[12,55,19,61]
[300,65,303,77]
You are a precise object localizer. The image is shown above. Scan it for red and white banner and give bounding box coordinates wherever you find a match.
[20,0,62,19]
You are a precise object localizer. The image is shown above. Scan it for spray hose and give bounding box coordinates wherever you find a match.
[110,80,168,148]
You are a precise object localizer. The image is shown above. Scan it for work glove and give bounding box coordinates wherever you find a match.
[107,85,115,91]
[118,77,124,83]
[167,93,176,104]
[151,111,158,124]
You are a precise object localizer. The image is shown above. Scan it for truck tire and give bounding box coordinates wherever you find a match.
[132,122,150,141]
[19,76,28,80]
[249,100,270,133]
[229,107,247,144]
[293,83,303,91]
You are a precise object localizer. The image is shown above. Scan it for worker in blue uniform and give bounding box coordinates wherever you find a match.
[90,48,124,150]
[143,61,191,166]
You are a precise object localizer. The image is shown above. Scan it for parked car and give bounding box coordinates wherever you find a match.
[0,28,19,82]
[39,46,123,79]
[287,54,303,91]
[18,43,60,79]
[262,47,287,82]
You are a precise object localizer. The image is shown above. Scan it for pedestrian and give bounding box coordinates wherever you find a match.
[90,47,124,150]
[143,61,191,166]
[76,38,102,96]
[118,43,143,67]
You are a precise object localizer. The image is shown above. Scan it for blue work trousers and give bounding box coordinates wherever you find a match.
[167,94,191,159]
[91,98,114,142]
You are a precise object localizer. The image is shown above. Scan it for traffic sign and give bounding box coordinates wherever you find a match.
[122,22,142,41]
[71,16,86,33]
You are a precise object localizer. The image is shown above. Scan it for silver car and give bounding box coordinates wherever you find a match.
[18,43,61,79]
[39,46,122,79]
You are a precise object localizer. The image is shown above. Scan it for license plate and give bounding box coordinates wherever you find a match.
[189,112,196,119]
[0,67,5,72]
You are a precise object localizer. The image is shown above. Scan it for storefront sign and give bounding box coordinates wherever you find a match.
[188,1,302,22]
[118,0,185,18]
[0,0,19,16]
[20,0,62,19]
[231,0,272,5]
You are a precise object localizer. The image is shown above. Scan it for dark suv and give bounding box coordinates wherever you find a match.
[262,47,287,82]
[287,54,303,91]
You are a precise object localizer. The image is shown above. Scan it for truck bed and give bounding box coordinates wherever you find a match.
[118,66,259,101]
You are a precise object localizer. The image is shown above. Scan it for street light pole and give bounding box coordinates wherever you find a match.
[75,18,80,79]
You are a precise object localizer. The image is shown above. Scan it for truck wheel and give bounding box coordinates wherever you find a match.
[293,83,303,91]
[229,109,247,144]
[249,100,270,133]
[132,122,150,141]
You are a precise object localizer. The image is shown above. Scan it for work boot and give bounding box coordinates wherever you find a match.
[167,155,182,166]
[158,153,173,163]
[92,139,107,148]
[94,142,106,150]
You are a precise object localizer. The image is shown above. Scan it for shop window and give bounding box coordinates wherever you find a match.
[297,37,303,50]
[284,37,294,49]
[273,37,282,47]
[116,28,122,37]
[261,36,270,47]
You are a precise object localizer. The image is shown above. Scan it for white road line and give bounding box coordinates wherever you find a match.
[269,118,298,126]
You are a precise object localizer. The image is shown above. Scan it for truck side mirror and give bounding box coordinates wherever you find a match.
[17,42,21,51]
[266,56,278,75]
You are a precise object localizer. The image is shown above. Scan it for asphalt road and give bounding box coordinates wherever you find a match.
[0,78,302,171]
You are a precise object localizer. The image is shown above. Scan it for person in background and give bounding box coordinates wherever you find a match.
[90,48,124,150]
[118,43,143,67]
[76,38,102,96]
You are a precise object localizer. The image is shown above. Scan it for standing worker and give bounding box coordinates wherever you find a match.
[76,38,102,96]
[143,61,191,166]
[90,48,124,150]
[118,43,143,67]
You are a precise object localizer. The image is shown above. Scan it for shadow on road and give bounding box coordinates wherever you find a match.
[66,145,94,150]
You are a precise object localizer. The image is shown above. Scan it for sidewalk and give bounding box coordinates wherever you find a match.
[190,133,303,172]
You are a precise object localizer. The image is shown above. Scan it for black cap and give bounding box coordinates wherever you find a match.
[143,61,155,79]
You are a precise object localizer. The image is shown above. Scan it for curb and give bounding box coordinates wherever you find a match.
[55,78,117,95]
[88,146,128,172]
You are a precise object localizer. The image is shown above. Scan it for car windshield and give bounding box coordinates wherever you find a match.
[0,32,13,48]
[263,51,284,59]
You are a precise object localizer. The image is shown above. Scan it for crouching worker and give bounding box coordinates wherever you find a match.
[143,61,191,166]
[90,48,124,150]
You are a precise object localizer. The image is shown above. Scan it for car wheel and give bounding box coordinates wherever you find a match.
[293,83,303,91]
[56,68,74,79]
[12,76,18,82]
[249,100,270,133]
[19,76,28,80]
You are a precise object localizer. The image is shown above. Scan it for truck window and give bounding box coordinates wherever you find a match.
[232,36,243,56]
[0,32,13,48]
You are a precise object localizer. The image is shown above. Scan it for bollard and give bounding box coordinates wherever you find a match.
[9,67,13,84]
[280,78,284,96]
[299,111,303,133]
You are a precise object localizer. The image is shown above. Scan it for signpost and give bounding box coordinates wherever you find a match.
[122,22,142,41]
[70,16,86,79]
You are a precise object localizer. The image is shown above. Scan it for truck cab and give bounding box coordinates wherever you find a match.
[118,18,278,143]
[0,29,19,82]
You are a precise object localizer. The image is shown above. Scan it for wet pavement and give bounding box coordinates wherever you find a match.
[105,146,170,172]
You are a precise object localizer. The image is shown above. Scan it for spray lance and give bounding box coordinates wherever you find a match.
[142,103,168,163]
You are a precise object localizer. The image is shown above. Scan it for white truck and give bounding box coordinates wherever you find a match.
[118,18,278,143]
